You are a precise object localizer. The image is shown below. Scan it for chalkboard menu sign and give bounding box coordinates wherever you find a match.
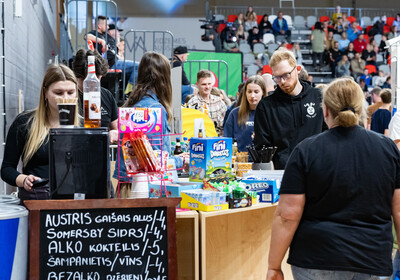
[25,198,181,280]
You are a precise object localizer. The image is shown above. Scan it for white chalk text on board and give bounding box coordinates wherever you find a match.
[40,208,168,280]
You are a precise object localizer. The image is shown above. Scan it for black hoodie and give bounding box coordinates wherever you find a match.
[254,80,324,169]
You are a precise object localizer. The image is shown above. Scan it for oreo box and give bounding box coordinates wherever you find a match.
[189,137,232,182]
[241,178,280,203]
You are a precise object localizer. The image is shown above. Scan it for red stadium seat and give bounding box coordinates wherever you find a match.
[262,65,272,75]
[286,43,293,50]
[320,16,330,23]
[366,25,372,34]
[347,16,356,23]
[363,34,369,44]
[365,65,377,74]
[356,26,363,31]
[383,24,391,34]
[227,15,237,23]
[257,15,263,24]
[387,17,395,26]
[311,25,315,30]
[217,23,226,34]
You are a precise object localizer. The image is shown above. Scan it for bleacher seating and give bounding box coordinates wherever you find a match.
[374,34,382,45]
[267,43,279,54]
[379,64,390,75]
[376,53,384,64]
[333,34,341,42]
[306,16,317,28]
[227,15,237,22]
[257,15,264,24]
[239,43,251,54]
[262,65,272,74]
[243,53,256,65]
[263,33,275,44]
[247,64,260,76]
[319,16,330,23]
[269,15,277,24]
[361,17,372,28]
[363,34,370,44]
[373,16,380,24]
[214,14,225,21]
[366,64,377,74]
[253,43,266,54]
[347,16,356,23]
[387,17,395,26]
[293,16,306,29]
[283,15,293,29]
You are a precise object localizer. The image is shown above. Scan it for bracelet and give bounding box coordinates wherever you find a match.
[22,176,28,188]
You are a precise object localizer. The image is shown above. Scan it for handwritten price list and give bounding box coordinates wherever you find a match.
[39,208,168,280]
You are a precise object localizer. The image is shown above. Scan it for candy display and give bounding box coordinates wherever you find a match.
[189,137,233,182]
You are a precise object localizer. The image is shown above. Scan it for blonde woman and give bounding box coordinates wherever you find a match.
[267,78,400,280]
[1,64,78,202]
[223,75,267,153]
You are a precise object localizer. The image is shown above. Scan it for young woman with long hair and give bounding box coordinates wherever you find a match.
[223,75,267,153]
[1,64,78,201]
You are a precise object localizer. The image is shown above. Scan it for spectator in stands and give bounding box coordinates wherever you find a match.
[334,17,346,34]
[245,5,255,21]
[172,46,198,104]
[245,12,258,33]
[233,13,245,30]
[379,35,389,60]
[292,43,303,66]
[247,26,262,50]
[331,5,342,24]
[336,54,351,77]
[1,64,78,202]
[224,75,267,153]
[187,70,227,135]
[322,21,331,38]
[393,14,400,32]
[311,22,325,71]
[329,41,342,77]
[371,89,392,135]
[107,23,122,41]
[325,31,335,51]
[354,33,367,53]
[254,49,324,169]
[359,79,368,96]
[361,69,372,86]
[375,70,388,87]
[362,44,377,67]
[338,32,350,52]
[298,67,309,82]
[351,52,366,78]
[258,14,273,34]
[86,16,138,90]
[382,76,391,89]
[235,24,247,43]
[266,78,400,280]
[211,87,231,107]
[223,34,240,52]
[72,49,118,143]
[347,21,361,42]
[342,13,351,29]
[344,42,356,60]
[116,38,125,60]
[388,25,398,40]
[272,11,291,43]
[368,16,386,36]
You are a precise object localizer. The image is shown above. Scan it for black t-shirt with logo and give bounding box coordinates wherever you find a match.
[280,125,400,276]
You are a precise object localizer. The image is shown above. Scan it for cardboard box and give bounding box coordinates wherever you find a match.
[189,137,233,182]
[180,192,229,212]
[241,179,280,203]
[149,181,203,198]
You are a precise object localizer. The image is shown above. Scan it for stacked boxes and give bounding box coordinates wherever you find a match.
[241,178,280,203]
[189,137,233,182]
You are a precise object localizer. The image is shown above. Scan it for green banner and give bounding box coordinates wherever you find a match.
[184,52,243,97]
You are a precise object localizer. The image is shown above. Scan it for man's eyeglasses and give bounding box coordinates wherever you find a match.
[272,66,296,83]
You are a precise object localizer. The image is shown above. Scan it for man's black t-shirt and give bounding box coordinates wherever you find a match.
[88,30,117,68]
[280,125,400,276]
[78,87,118,128]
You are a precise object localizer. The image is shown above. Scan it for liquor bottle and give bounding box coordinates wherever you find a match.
[174,137,183,155]
[83,55,101,128]
[198,129,203,138]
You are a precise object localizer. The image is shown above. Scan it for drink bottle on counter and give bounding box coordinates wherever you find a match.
[83,55,101,128]
[174,138,183,155]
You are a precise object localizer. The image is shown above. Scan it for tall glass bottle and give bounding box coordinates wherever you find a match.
[83,55,101,128]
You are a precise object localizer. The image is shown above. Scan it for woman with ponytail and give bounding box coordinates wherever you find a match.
[267,78,400,280]
[1,64,78,202]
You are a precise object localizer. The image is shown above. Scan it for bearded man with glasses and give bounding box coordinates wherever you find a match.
[254,50,325,169]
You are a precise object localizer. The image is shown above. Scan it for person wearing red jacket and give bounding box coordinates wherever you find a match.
[353,33,367,53]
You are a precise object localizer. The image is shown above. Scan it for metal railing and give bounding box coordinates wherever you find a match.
[185,60,229,96]
[122,30,175,91]
[212,6,397,21]
[59,16,74,64]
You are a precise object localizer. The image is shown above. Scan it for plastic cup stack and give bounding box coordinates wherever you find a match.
[130,173,149,198]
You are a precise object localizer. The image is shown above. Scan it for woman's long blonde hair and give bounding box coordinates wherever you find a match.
[238,75,267,126]
[22,64,78,166]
